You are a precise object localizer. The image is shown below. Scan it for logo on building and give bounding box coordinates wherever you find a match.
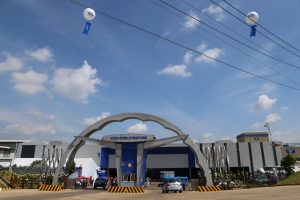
[128,162,132,168]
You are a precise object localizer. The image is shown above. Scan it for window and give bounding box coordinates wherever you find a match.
[3,149,10,157]
[21,145,36,158]
[122,173,136,182]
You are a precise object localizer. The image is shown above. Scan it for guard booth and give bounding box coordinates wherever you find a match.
[120,143,138,186]
[100,133,186,187]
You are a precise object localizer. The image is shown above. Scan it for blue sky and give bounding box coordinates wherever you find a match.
[1,0,300,143]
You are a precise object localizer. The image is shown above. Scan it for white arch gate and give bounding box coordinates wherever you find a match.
[52,113,212,186]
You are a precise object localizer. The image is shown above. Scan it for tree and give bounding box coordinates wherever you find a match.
[65,160,76,175]
[281,154,296,176]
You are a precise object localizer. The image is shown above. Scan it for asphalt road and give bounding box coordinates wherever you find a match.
[1,186,300,200]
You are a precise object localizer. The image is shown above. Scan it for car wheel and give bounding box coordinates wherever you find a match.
[174,191,177,193]
[166,190,169,193]
[94,186,97,189]
[179,190,182,193]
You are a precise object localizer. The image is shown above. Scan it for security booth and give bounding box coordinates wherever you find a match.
[99,133,187,187]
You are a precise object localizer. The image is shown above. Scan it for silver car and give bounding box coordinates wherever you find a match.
[162,179,183,193]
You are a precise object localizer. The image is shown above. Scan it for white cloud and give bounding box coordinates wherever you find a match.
[202,3,226,21]
[2,110,58,136]
[260,83,277,94]
[5,123,57,135]
[265,113,281,124]
[195,48,223,63]
[250,113,282,130]
[11,70,48,95]
[201,132,214,143]
[183,11,200,30]
[250,122,263,129]
[158,64,191,78]
[0,52,23,73]
[25,47,53,62]
[197,42,208,52]
[272,130,300,143]
[255,94,277,111]
[127,122,148,134]
[51,61,102,104]
[83,112,111,126]
[281,106,289,111]
[183,51,193,64]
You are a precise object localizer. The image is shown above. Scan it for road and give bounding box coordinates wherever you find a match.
[0,186,299,200]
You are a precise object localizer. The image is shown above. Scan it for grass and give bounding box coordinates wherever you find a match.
[279,171,300,185]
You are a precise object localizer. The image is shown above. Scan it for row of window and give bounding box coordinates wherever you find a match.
[0,150,11,157]
[122,173,136,182]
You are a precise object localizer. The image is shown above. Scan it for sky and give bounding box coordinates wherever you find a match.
[1,0,300,144]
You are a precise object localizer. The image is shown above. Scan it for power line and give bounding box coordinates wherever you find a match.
[158,0,300,71]
[208,0,300,58]
[222,0,300,53]
[67,0,300,91]
[155,0,300,86]
[181,0,286,66]
[179,0,300,86]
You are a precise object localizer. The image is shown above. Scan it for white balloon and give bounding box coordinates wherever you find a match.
[83,8,96,21]
[245,11,259,25]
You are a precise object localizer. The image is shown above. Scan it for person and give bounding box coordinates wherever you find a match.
[182,182,186,191]
[112,177,118,186]
[145,177,150,188]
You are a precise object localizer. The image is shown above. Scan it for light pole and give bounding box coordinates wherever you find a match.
[264,122,272,142]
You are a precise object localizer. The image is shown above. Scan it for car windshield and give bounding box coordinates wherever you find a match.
[165,179,180,183]
[96,178,106,181]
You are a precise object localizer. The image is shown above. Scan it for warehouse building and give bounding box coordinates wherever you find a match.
[2,131,283,186]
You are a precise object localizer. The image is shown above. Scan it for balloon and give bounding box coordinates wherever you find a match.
[83,8,96,21]
[245,11,259,25]
[82,8,95,35]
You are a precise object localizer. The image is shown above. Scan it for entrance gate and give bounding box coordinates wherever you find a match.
[52,113,213,186]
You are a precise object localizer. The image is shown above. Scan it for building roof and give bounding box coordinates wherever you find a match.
[0,140,30,143]
[236,132,269,138]
[0,145,10,149]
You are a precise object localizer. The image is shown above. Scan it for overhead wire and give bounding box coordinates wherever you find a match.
[222,0,300,54]
[178,0,300,86]
[181,0,286,65]
[67,0,300,91]
[158,0,300,71]
[208,0,300,58]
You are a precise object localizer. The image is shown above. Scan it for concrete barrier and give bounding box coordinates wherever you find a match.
[38,184,62,191]
[197,186,222,192]
[108,186,144,193]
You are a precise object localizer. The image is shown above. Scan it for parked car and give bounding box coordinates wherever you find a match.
[93,177,108,189]
[162,178,183,193]
[217,181,235,187]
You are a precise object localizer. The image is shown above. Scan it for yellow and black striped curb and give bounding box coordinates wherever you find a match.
[108,186,144,193]
[197,186,222,192]
[0,186,12,190]
[38,184,62,191]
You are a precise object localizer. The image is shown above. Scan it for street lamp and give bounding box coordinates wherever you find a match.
[264,122,272,142]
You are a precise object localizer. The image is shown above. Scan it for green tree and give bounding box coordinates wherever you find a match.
[30,160,43,167]
[65,160,76,175]
[281,154,296,176]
